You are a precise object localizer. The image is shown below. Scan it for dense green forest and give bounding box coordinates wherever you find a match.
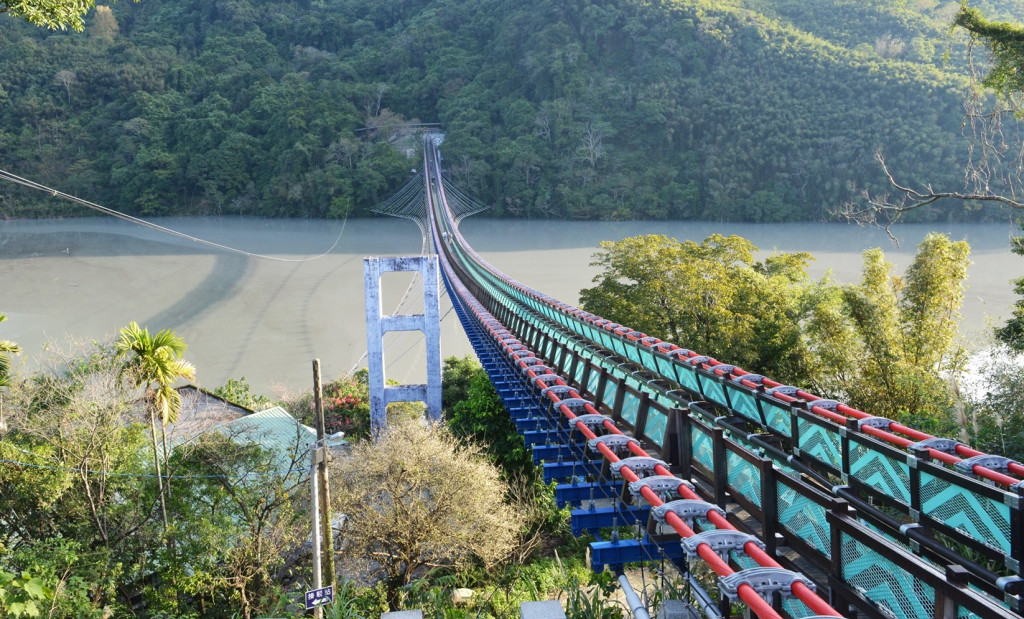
[2,0,1023,221]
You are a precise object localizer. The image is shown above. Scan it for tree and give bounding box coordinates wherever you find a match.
[89,4,117,42]
[53,69,75,105]
[996,234,1024,350]
[331,419,522,610]
[954,7,1024,103]
[115,321,196,531]
[807,234,970,430]
[169,431,308,619]
[838,5,1024,231]
[963,347,1024,460]
[1,0,113,32]
[444,357,535,483]
[578,234,816,384]
[0,311,20,433]
[0,339,160,618]
[0,338,313,618]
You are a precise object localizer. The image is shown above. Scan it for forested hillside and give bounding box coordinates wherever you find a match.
[1,0,1022,221]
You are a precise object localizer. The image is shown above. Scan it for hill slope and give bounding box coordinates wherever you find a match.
[1,0,1021,221]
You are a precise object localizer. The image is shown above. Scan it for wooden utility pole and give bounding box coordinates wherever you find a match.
[312,359,335,600]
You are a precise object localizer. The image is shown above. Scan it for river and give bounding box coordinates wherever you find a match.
[2,216,1022,398]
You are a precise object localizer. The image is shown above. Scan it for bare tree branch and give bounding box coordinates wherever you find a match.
[834,34,1024,241]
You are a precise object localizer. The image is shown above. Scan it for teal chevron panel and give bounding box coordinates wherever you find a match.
[620,391,640,426]
[850,442,910,505]
[601,380,618,409]
[578,324,597,346]
[674,363,701,393]
[550,346,564,370]
[646,410,667,447]
[724,386,760,424]
[841,533,934,619]
[778,481,829,555]
[763,400,792,437]
[699,375,728,407]
[573,360,587,383]
[920,471,1011,554]
[727,450,762,509]
[636,348,658,375]
[623,343,642,365]
[797,418,841,469]
[691,426,714,472]
[731,552,758,570]
[782,598,815,619]
[655,355,676,380]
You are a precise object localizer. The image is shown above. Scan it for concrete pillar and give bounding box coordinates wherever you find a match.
[364,256,442,437]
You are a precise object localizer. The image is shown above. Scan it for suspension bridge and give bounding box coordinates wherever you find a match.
[370,137,1023,619]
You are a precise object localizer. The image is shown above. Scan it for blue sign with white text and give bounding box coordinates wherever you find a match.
[305,585,333,609]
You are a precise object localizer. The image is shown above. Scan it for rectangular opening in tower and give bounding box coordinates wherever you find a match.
[382,330,427,386]
[380,271,423,316]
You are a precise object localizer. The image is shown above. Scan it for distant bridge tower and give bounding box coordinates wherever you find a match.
[363,256,442,437]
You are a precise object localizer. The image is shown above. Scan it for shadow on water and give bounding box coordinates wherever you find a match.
[0,231,207,259]
[142,253,250,332]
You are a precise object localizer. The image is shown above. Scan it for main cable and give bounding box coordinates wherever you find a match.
[0,168,349,263]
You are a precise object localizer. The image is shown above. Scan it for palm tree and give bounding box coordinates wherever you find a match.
[0,312,21,433]
[116,321,195,530]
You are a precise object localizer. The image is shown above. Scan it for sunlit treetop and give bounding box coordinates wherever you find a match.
[0,0,132,32]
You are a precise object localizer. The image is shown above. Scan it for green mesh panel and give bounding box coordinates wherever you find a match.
[573,360,587,383]
[841,532,934,619]
[624,343,642,365]
[602,381,618,409]
[959,606,984,619]
[646,410,667,447]
[637,349,659,375]
[797,418,841,470]
[653,392,676,408]
[620,391,640,426]
[610,337,626,357]
[774,458,799,478]
[727,451,762,509]
[586,367,602,394]
[725,386,761,424]
[598,331,614,350]
[920,471,1011,555]
[782,597,815,619]
[674,363,701,393]
[849,441,910,505]
[541,338,553,359]
[692,427,714,472]
[763,401,792,437]
[777,482,830,556]
[656,355,676,380]
[550,346,564,371]
[700,374,729,407]
[580,324,599,344]
[731,552,759,570]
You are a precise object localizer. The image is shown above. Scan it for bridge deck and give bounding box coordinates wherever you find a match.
[372,139,1024,619]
